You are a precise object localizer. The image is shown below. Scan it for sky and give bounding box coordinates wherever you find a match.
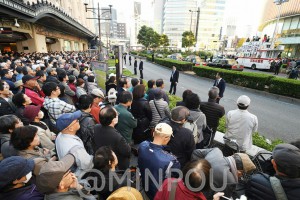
[95,0,267,37]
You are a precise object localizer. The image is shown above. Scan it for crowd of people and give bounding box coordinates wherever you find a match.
[0,51,299,200]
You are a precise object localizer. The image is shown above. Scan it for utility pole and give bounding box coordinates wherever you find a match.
[195,7,200,46]
[97,2,101,53]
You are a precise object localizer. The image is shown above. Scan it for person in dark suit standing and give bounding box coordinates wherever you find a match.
[134,57,137,75]
[123,54,126,65]
[213,72,226,104]
[139,59,143,79]
[129,55,132,66]
[169,66,179,95]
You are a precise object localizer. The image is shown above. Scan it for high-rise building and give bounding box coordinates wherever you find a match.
[260,0,300,57]
[117,23,127,38]
[162,0,226,50]
[196,0,226,50]
[153,0,165,34]
[100,7,117,38]
[163,0,198,48]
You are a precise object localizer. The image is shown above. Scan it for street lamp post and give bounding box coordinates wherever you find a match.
[189,8,200,46]
[189,10,193,32]
[84,2,112,58]
[270,0,289,49]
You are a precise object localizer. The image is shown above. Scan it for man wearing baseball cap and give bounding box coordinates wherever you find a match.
[138,123,181,199]
[22,74,45,107]
[225,95,258,152]
[55,111,93,176]
[90,88,105,124]
[35,154,95,199]
[246,143,300,199]
[0,156,44,199]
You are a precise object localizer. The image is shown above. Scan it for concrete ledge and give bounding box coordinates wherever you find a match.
[213,131,271,158]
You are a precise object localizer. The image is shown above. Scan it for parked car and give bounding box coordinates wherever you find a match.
[155,53,164,58]
[184,55,202,65]
[207,59,244,71]
[167,53,183,60]
[206,55,224,62]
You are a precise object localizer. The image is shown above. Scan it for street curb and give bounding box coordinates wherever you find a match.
[147,61,300,106]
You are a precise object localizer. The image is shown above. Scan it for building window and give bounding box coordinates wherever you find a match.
[282,18,292,31]
[290,16,299,30]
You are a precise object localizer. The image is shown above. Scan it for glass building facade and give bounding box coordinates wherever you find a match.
[261,0,300,58]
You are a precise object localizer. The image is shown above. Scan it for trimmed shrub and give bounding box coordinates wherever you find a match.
[193,66,273,90]
[269,77,300,98]
[147,57,194,71]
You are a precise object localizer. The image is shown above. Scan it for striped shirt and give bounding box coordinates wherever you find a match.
[149,99,171,128]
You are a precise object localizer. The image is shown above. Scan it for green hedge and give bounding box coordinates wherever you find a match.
[193,66,300,98]
[269,77,300,98]
[193,66,273,91]
[147,57,193,71]
[130,51,194,71]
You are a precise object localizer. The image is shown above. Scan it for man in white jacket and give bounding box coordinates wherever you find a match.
[225,95,258,152]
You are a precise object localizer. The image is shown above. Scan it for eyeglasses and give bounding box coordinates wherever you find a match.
[3,84,9,89]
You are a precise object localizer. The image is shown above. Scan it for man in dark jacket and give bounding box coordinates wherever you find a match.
[148,79,169,104]
[94,106,131,170]
[114,91,137,144]
[0,81,15,117]
[45,68,59,84]
[213,72,226,104]
[77,95,96,155]
[169,66,179,95]
[245,143,300,200]
[139,59,143,79]
[133,57,137,75]
[200,86,225,134]
[167,106,195,168]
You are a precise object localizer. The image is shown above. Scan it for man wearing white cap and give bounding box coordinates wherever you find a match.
[138,123,181,199]
[225,95,258,152]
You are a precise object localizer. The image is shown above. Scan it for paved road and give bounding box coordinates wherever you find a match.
[124,59,300,143]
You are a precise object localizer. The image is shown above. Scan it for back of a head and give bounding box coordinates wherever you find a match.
[94,146,114,173]
[99,106,117,126]
[132,84,145,100]
[147,79,155,89]
[119,77,128,88]
[156,79,164,88]
[273,143,300,178]
[182,159,211,192]
[208,86,219,100]
[182,89,193,102]
[119,91,133,104]
[42,82,58,96]
[171,106,190,123]
[78,95,93,110]
[68,75,76,83]
[57,70,67,82]
[88,75,95,83]
[154,89,163,100]
[185,93,200,110]
[131,78,139,87]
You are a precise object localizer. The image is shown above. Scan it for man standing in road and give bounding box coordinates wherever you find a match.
[129,54,132,66]
[213,72,226,104]
[123,54,126,65]
[134,57,137,75]
[274,59,282,75]
[169,66,179,95]
[200,86,225,136]
[139,58,143,79]
[225,95,258,152]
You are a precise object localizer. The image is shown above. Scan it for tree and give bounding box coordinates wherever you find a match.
[150,32,161,48]
[137,25,156,49]
[182,31,195,48]
[160,34,169,47]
